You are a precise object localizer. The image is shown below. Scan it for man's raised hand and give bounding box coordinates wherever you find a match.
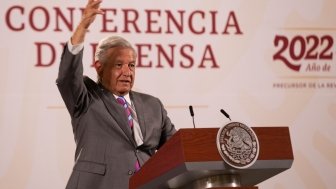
[80,0,104,29]
[71,0,104,45]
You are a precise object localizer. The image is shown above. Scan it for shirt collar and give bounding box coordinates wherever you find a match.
[113,93,132,105]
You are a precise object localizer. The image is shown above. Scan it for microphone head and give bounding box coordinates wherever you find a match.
[189,105,194,116]
[220,109,231,121]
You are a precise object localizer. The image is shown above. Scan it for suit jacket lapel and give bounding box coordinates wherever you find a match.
[130,91,146,137]
[98,85,137,147]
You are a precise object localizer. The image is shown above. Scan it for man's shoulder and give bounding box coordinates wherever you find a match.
[83,76,96,86]
[131,91,159,102]
[83,76,101,94]
[131,90,154,98]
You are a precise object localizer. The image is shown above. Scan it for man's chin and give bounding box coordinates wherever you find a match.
[117,88,131,95]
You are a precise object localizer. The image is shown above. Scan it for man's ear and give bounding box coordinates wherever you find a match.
[94,61,104,80]
[94,61,102,73]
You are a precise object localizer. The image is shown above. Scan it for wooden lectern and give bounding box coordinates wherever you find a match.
[130,127,293,189]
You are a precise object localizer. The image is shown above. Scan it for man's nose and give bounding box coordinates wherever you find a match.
[121,64,131,76]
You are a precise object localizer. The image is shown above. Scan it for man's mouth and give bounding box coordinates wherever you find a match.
[119,80,131,83]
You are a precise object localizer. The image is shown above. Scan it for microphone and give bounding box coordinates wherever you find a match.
[220,109,231,121]
[189,105,196,128]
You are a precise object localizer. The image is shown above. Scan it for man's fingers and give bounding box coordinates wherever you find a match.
[88,0,101,4]
[79,0,104,29]
[86,0,103,14]
[89,0,103,8]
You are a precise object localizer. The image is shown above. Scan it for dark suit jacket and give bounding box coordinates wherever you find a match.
[56,45,176,189]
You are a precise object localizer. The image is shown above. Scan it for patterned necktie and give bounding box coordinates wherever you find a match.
[116,96,141,172]
[116,97,133,128]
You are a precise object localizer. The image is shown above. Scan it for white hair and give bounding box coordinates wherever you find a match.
[94,36,137,63]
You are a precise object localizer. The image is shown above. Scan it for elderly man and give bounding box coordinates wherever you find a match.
[56,0,176,188]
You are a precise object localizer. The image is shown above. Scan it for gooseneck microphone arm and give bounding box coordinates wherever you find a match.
[220,109,231,121]
[189,105,196,128]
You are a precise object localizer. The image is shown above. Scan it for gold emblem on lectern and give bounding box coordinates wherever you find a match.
[216,122,259,169]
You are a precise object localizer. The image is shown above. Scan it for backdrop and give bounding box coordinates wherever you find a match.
[1,0,335,188]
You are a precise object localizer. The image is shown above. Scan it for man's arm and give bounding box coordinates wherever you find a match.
[71,0,104,45]
[158,99,176,148]
[56,0,104,117]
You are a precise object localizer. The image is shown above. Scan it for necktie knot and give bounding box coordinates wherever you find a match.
[117,96,127,107]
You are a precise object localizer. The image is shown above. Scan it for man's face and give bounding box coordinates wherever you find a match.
[97,47,136,96]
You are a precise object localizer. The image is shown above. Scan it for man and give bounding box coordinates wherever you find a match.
[56,0,176,188]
